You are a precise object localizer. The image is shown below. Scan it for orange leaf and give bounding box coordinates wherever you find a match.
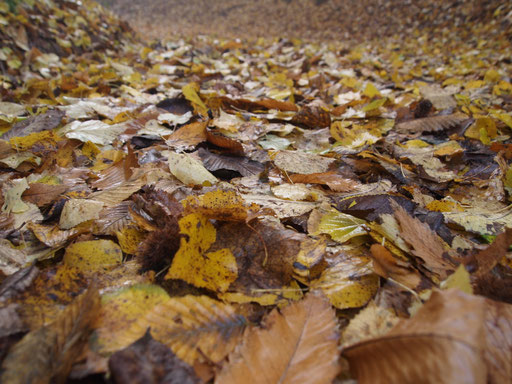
[216,293,340,384]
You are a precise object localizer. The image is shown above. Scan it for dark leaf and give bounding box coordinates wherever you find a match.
[109,329,200,384]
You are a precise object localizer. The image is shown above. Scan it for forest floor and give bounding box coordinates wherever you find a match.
[0,0,512,383]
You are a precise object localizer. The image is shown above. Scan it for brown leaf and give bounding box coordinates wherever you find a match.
[343,289,512,384]
[1,285,100,384]
[198,148,264,178]
[216,293,340,384]
[109,329,200,384]
[2,109,65,140]
[0,264,39,301]
[395,113,468,133]
[220,97,298,112]
[0,304,26,338]
[393,202,456,280]
[166,121,207,151]
[291,106,331,129]
[289,172,360,192]
[22,183,68,206]
[464,228,512,277]
[205,128,244,155]
[369,244,422,289]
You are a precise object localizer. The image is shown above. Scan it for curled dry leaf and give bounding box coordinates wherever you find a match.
[369,243,422,290]
[216,293,340,384]
[343,289,512,384]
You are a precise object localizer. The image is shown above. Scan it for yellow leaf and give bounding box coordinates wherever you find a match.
[9,130,60,151]
[433,140,464,157]
[402,139,430,148]
[182,82,208,116]
[425,200,464,213]
[311,208,368,243]
[131,295,245,365]
[363,83,381,98]
[484,69,500,83]
[82,141,100,160]
[220,281,304,306]
[341,77,359,89]
[492,112,512,129]
[182,189,259,221]
[165,213,237,292]
[310,253,379,309]
[64,239,123,273]
[91,149,124,172]
[362,97,386,112]
[465,80,485,89]
[440,265,473,294]
[94,284,170,353]
[11,265,89,328]
[116,227,146,255]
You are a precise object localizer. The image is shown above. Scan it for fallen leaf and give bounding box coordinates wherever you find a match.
[165,213,238,292]
[396,113,468,133]
[310,249,379,309]
[168,152,218,186]
[108,330,200,384]
[343,289,512,384]
[64,239,123,273]
[216,293,340,384]
[1,285,99,384]
[393,202,456,280]
[130,295,246,365]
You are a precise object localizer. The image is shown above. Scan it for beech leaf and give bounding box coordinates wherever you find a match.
[216,293,340,384]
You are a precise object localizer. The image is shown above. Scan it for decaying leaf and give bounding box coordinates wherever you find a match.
[109,330,200,384]
[216,293,340,384]
[1,285,100,384]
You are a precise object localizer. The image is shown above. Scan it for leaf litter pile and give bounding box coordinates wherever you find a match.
[1,1,512,383]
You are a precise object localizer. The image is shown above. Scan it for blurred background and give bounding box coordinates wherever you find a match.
[97,0,512,42]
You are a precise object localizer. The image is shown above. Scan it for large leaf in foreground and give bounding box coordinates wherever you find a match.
[343,289,512,384]
[216,293,340,384]
[1,285,100,384]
